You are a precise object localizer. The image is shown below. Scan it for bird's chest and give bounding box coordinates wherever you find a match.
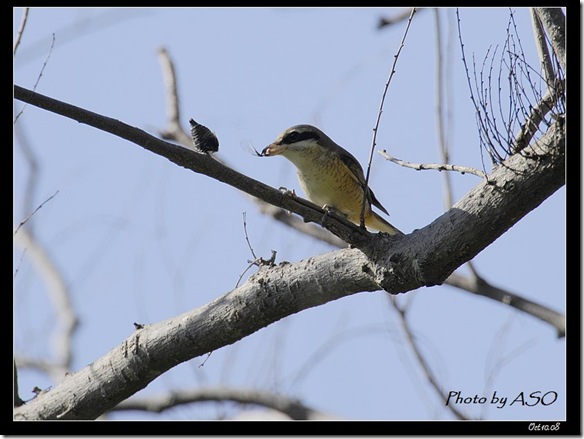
[291,153,364,215]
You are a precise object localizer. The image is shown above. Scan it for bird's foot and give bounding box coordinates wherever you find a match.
[321,205,347,226]
[278,187,296,197]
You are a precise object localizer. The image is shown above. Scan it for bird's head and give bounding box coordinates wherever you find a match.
[262,124,326,157]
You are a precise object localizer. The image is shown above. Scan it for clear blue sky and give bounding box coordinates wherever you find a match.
[13,7,565,421]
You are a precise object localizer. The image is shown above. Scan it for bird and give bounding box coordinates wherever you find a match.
[262,124,402,235]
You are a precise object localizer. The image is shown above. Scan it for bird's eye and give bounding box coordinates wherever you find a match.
[285,131,300,143]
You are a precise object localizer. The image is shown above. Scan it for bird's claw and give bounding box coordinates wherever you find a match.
[320,204,345,226]
[279,187,296,197]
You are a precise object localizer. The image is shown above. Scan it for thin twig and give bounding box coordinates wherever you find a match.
[236,212,278,288]
[242,211,258,261]
[361,7,417,228]
[235,212,259,288]
[13,227,79,371]
[112,387,336,420]
[377,8,421,29]
[14,114,39,226]
[13,190,59,236]
[445,272,565,337]
[481,318,537,418]
[433,8,454,209]
[378,150,487,179]
[13,7,30,56]
[156,47,192,147]
[512,9,564,153]
[252,197,347,248]
[14,33,55,124]
[389,297,469,420]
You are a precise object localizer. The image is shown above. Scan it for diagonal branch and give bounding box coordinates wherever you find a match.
[530,9,556,87]
[155,47,347,248]
[533,8,565,72]
[14,247,379,420]
[13,7,30,57]
[112,387,337,420]
[445,272,565,337]
[156,47,192,147]
[13,223,78,374]
[390,297,469,420]
[14,85,372,248]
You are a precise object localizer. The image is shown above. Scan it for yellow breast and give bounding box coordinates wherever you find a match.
[280,145,366,221]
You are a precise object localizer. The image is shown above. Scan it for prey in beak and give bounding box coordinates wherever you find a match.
[261,143,286,157]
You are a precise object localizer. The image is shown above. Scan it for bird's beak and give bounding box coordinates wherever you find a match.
[261,143,286,156]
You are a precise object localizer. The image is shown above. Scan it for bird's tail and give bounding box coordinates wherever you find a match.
[366,211,403,236]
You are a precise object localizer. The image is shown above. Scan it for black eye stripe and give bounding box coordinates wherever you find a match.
[283,130,320,144]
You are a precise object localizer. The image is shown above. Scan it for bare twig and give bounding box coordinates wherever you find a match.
[378,8,425,29]
[13,226,78,372]
[242,211,258,261]
[13,191,59,236]
[512,9,565,153]
[16,9,150,66]
[362,7,417,228]
[389,297,469,420]
[481,318,537,418]
[14,355,69,385]
[433,8,454,209]
[14,33,56,124]
[378,150,487,179]
[236,212,278,288]
[14,118,39,225]
[457,8,565,162]
[251,197,347,248]
[445,272,565,337]
[13,7,30,56]
[236,212,259,288]
[157,47,192,147]
[112,387,337,420]
[512,86,562,153]
[155,46,350,247]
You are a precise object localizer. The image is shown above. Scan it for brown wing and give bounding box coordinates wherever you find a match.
[333,143,390,216]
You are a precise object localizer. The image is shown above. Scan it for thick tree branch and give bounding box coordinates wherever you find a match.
[360,118,564,293]
[14,248,378,420]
